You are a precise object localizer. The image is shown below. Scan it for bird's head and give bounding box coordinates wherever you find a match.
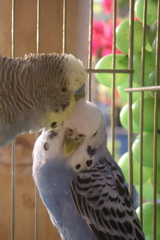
[64,54,87,94]
[62,99,107,171]
[33,53,86,104]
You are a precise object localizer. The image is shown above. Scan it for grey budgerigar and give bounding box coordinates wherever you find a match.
[0,53,86,147]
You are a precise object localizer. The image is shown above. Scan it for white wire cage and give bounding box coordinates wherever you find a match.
[0,0,159,240]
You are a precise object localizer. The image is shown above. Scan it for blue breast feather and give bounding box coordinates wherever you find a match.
[34,157,97,240]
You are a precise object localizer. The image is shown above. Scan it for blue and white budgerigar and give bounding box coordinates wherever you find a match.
[0,53,86,147]
[33,99,145,240]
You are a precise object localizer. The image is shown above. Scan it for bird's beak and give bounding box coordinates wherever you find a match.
[63,136,81,157]
[74,91,85,101]
[74,84,85,101]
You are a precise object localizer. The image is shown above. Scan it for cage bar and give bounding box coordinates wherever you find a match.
[125,86,160,92]
[87,69,133,73]
[110,0,117,159]
[87,0,93,101]
[11,0,16,239]
[34,0,41,238]
[11,142,16,240]
[62,0,67,53]
[139,0,148,224]
[128,0,134,198]
[153,1,160,239]
[36,0,41,54]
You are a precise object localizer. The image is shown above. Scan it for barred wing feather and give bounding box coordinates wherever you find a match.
[70,157,145,240]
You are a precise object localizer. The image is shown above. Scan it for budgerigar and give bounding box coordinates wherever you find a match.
[0,53,86,147]
[33,99,145,240]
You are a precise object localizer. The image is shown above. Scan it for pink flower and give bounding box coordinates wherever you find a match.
[102,0,113,14]
[92,21,107,56]
[92,19,122,57]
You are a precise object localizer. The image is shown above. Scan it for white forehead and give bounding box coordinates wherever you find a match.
[63,99,103,136]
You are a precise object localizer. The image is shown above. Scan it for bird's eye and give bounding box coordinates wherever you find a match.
[78,134,85,138]
[61,87,67,93]
[51,122,58,128]
[93,131,97,137]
